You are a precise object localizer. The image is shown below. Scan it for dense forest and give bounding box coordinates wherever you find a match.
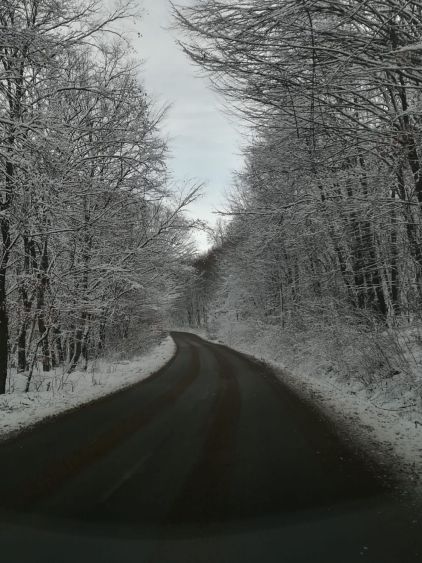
[0,0,197,394]
[174,0,422,385]
[4,0,422,399]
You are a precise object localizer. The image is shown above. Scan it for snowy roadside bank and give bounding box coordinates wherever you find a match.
[185,325,422,488]
[274,359,422,488]
[0,336,176,441]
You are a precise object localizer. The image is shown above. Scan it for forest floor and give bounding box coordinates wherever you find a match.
[0,336,176,441]
[181,325,422,490]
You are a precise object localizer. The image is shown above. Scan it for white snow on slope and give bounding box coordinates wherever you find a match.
[275,364,422,487]
[0,336,176,441]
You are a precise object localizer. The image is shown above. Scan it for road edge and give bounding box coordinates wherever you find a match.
[180,328,421,492]
[0,335,178,445]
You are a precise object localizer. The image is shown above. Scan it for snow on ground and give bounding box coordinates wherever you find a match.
[0,336,176,441]
[186,324,422,489]
[274,361,422,488]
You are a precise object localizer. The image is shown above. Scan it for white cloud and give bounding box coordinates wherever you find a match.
[133,0,244,250]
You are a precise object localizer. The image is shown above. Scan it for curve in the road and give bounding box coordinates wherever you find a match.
[0,331,420,563]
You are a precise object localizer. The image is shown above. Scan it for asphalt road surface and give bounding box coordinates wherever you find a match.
[0,332,421,562]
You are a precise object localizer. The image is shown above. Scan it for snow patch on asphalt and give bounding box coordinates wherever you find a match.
[0,336,176,440]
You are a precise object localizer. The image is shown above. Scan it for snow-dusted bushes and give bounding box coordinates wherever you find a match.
[209,312,419,390]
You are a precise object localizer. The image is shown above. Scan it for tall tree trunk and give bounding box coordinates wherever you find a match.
[0,264,8,395]
[0,196,11,394]
[17,323,27,372]
[97,316,107,357]
[52,326,64,365]
[69,326,83,371]
[36,239,50,372]
[67,193,92,373]
[68,321,89,373]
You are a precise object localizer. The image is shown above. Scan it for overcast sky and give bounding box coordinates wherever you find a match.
[134,0,244,250]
